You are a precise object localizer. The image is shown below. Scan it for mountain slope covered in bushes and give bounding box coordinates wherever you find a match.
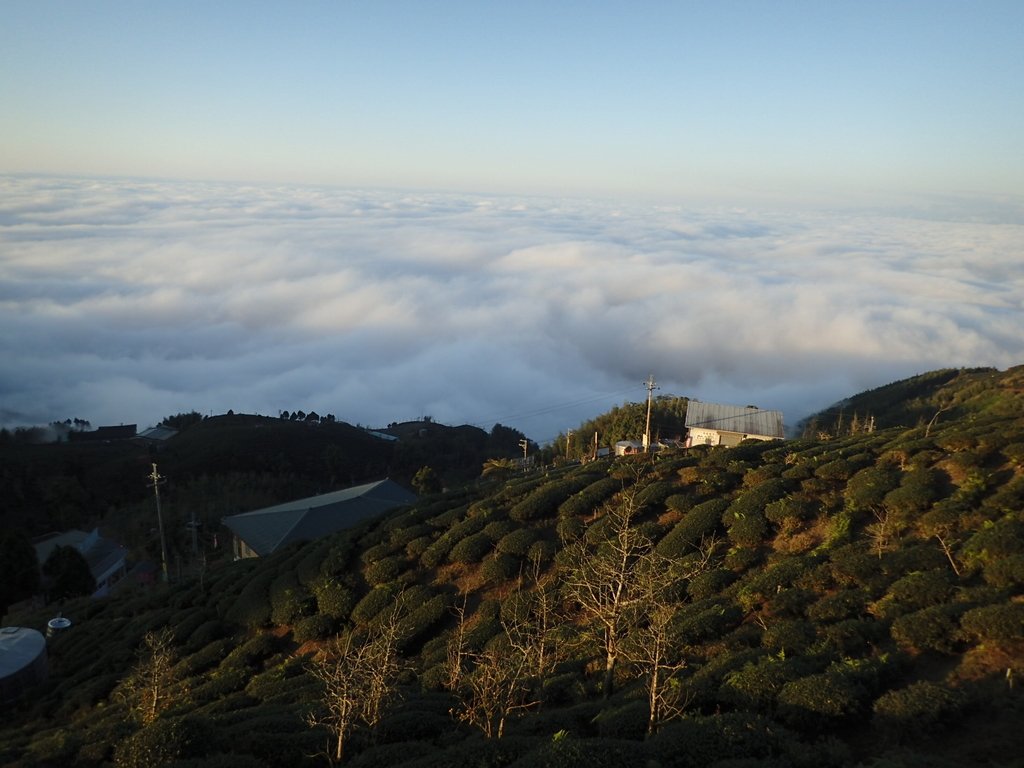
[2,367,1024,767]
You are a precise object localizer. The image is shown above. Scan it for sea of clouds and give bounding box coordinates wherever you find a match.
[2,174,1022,443]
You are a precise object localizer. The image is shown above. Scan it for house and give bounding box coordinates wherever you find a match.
[32,528,128,598]
[614,440,645,456]
[685,401,784,448]
[222,478,417,559]
[67,424,137,442]
[135,424,179,443]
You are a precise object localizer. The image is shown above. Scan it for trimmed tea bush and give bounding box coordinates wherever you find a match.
[777,671,867,730]
[959,602,1024,644]
[655,498,728,558]
[481,552,520,584]
[364,554,405,586]
[872,681,966,741]
[890,605,962,654]
[448,531,493,564]
[312,576,355,619]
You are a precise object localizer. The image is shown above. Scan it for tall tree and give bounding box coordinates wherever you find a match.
[0,530,40,616]
[42,544,95,601]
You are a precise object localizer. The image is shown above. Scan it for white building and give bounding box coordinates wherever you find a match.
[685,401,784,448]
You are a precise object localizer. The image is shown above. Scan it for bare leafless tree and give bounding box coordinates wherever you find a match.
[449,562,556,739]
[307,598,405,763]
[561,491,654,698]
[623,537,717,735]
[453,640,539,739]
[117,627,185,726]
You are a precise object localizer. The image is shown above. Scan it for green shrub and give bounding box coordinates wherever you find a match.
[829,544,887,593]
[686,568,736,601]
[890,605,963,654]
[723,546,762,571]
[312,576,355,620]
[351,585,399,625]
[807,588,869,623]
[221,632,282,670]
[871,570,954,620]
[527,539,557,565]
[959,602,1024,644]
[184,619,230,653]
[364,554,406,586]
[961,518,1024,572]
[481,519,517,542]
[673,600,743,644]
[405,534,434,559]
[984,553,1024,590]
[481,552,521,584]
[718,655,809,712]
[511,735,648,768]
[347,740,438,768]
[844,466,900,512]
[510,475,596,522]
[872,681,967,741]
[419,538,453,569]
[655,498,727,558]
[820,618,886,656]
[591,699,648,739]
[223,570,274,629]
[633,479,677,513]
[181,638,233,676]
[762,619,816,655]
[269,571,312,626]
[664,492,695,514]
[558,477,622,518]
[496,528,539,557]
[448,531,493,564]
[464,599,502,651]
[320,539,354,577]
[360,542,394,564]
[295,539,332,586]
[725,510,767,548]
[397,594,451,653]
[556,516,586,543]
[293,613,340,643]
[113,716,218,768]
[776,671,867,730]
[765,495,820,524]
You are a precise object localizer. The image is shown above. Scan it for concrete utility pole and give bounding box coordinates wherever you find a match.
[643,374,659,452]
[147,463,170,583]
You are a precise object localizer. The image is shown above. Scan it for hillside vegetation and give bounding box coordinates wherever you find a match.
[3,367,1024,767]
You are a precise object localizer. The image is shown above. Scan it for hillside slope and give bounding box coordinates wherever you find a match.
[3,368,1024,767]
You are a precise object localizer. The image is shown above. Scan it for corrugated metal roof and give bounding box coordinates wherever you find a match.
[222,478,417,556]
[684,401,784,439]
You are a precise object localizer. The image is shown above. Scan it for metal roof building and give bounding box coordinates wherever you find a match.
[684,401,784,448]
[33,528,128,597]
[222,478,417,558]
[0,627,47,705]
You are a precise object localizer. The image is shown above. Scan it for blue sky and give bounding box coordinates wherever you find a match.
[3,1,1022,202]
[1,3,1023,441]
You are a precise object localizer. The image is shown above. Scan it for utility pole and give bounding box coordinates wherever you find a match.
[565,429,574,461]
[147,463,170,583]
[643,374,659,452]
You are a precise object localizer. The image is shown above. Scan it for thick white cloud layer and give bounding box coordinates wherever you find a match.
[2,175,1022,442]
